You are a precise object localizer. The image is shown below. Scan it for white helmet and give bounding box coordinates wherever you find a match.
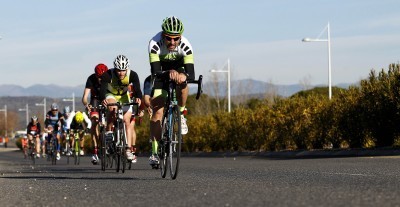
[114,55,130,71]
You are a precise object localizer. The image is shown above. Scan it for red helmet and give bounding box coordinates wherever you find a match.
[95,63,108,78]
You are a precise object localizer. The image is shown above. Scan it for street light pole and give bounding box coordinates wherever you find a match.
[210,58,231,112]
[63,92,75,112]
[0,105,7,137]
[18,104,29,126]
[302,22,332,100]
[35,98,46,121]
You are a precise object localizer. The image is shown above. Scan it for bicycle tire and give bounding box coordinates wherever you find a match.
[66,141,70,165]
[116,151,121,172]
[52,139,57,165]
[108,143,115,169]
[169,105,182,179]
[74,138,80,165]
[29,144,35,165]
[100,130,106,171]
[122,148,126,173]
[160,116,168,178]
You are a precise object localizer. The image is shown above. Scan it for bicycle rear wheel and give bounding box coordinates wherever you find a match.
[169,105,182,179]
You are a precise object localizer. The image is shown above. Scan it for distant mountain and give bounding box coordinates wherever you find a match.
[202,79,353,98]
[0,79,354,98]
[0,84,85,98]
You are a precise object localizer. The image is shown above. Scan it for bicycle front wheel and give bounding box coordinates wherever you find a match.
[169,105,182,179]
[100,130,106,171]
[74,139,80,165]
[160,116,168,178]
[52,140,57,165]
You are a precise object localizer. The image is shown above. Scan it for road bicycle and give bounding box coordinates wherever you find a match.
[46,134,57,165]
[98,105,115,171]
[70,129,85,165]
[98,105,107,171]
[106,102,139,173]
[155,72,203,179]
[64,132,71,164]
[26,137,36,165]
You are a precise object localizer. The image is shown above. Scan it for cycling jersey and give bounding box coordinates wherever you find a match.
[100,69,143,102]
[26,122,41,136]
[45,111,64,131]
[148,32,195,82]
[66,111,92,130]
[85,73,102,107]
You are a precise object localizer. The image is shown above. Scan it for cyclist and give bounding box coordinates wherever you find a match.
[100,55,142,162]
[62,106,72,156]
[26,115,42,158]
[82,63,108,164]
[142,75,158,166]
[148,16,195,164]
[66,111,92,159]
[44,103,65,160]
[41,125,54,158]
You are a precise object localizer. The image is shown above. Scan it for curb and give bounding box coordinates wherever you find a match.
[181,148,400,159]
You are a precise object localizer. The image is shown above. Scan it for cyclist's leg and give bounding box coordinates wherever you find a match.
[176,67,189,110]
[90,114,100,163]
[90,100,100,150]
[70,131,75,153]
[79,130,85,155]
[42,139,46,157]
[150,89,167,164]
[105,94,118,132]
[56,132,61,152]
[123,111,133,147]
[35,135,41,155]
[22,138,28,158]
[27,134,34,147]
[150,89,167,142]
[123,108,134,160]
[56,131,61,159]
[176,83,188,110]
[130,118,137,161]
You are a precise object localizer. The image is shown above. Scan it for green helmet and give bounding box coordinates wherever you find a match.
[161,16,184,35]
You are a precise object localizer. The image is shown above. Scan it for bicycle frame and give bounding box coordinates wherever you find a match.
[106,102,138,173]
[155,73,203,179]
[70,129,83,165]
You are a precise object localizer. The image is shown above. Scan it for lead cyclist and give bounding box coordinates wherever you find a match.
[148,16,195,165]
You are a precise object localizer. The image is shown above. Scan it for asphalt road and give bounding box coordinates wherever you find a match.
[1,144,400,207]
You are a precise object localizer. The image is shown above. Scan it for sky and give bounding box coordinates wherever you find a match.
[0,0,399,88]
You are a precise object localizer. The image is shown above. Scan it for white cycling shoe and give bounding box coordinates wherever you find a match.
[181,115,188,135]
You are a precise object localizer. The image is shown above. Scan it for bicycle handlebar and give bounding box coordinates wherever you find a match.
[106,102,139,108]
[187,75,203,100]
[106,102,140,116]
[154,71,203,100]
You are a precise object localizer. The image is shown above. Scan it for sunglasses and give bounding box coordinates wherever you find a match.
[164,35,181,41]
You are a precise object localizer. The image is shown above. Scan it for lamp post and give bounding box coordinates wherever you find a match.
[35,98,46,121]
[63,92,75,112]
[302,22,332,100]
[0,105,7,137]
[210,58,231,112]
[18,104,29,126]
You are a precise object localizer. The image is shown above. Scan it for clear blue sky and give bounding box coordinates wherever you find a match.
[0,0,399,88]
